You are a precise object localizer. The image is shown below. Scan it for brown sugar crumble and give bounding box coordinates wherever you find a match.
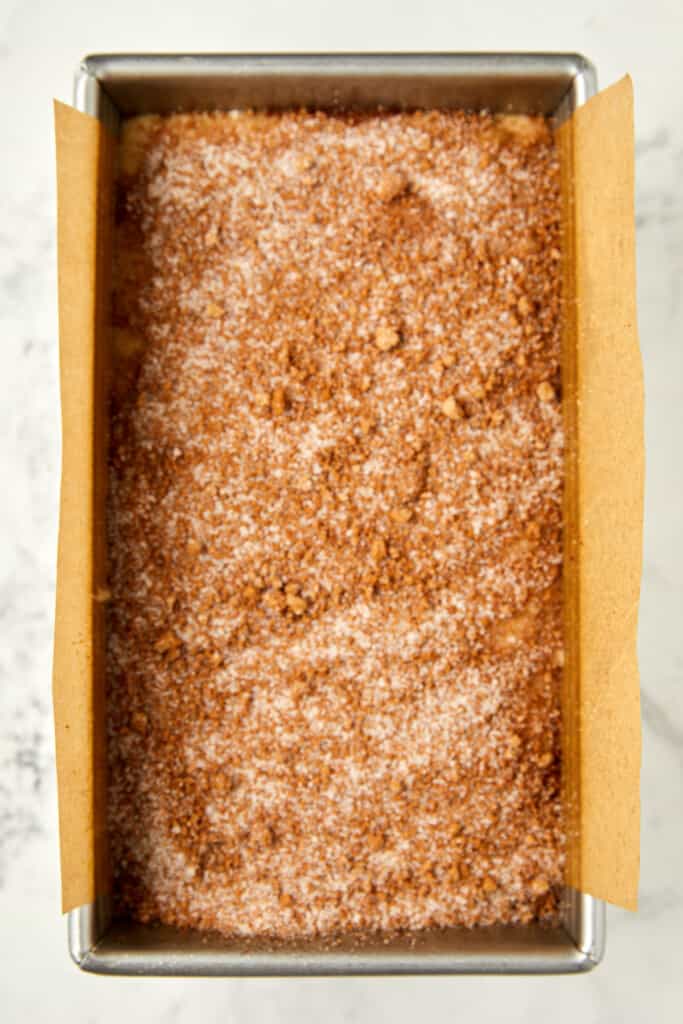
[107,107,565,939]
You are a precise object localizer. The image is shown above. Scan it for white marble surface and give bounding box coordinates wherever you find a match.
[1,0,682,1019]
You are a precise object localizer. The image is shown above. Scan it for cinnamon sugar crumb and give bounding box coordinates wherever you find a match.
[286,593,307,615]
[537,380,556,403]
[271,386,287,417]
[108,107,565,941]
[375,326,401,351]
[441,396,463,420]
[377,171,409,202]
[390,506,414,524]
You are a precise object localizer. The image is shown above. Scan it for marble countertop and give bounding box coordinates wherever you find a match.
[1,1,681,1020]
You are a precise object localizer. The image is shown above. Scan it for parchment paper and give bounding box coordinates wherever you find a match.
[558,76,642,910]
[53,100,112,912]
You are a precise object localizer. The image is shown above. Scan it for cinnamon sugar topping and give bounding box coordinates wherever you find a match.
[107,108,565,939]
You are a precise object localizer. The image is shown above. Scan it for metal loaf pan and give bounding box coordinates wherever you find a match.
[69,52,603,976]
